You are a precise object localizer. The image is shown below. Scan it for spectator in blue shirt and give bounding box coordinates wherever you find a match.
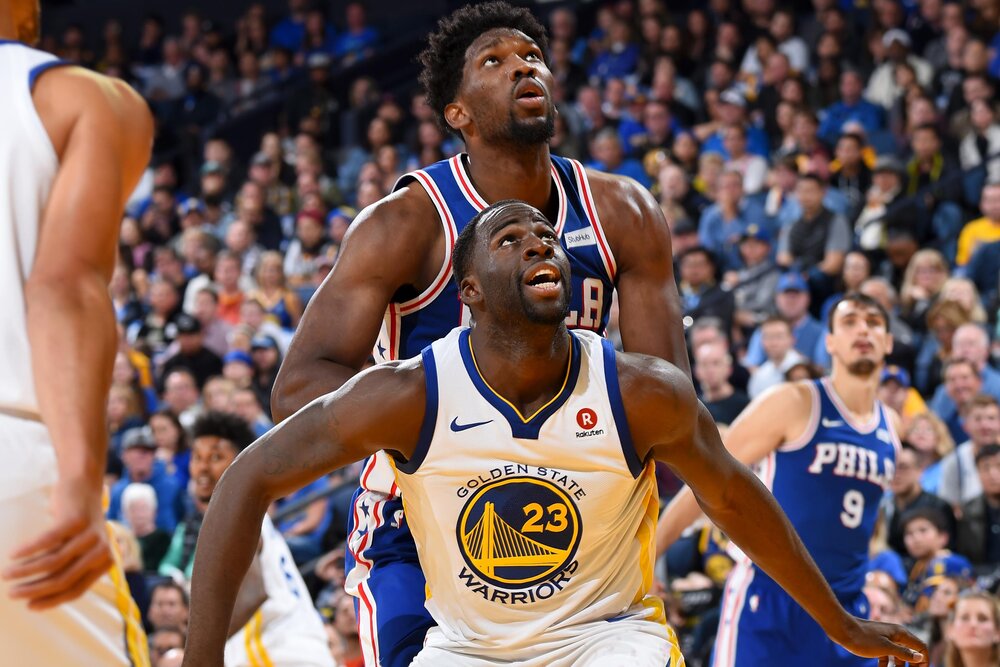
[587,16,640,84]
[334,2,379,66]
[586,128,650,188]
[929,324,1000,432]
[701,88,770,158]
[818,69,886,146]
[743,272,826,367]
[269,0,309,52]
[699,169,772,272]
[107,427,183,533]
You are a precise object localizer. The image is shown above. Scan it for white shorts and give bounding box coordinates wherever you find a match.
[411,616,685,667]
[0,414,149,667]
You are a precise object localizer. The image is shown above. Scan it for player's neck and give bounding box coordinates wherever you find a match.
[827,369,878,420]
[465,144,553,213]
[469,322,572,417]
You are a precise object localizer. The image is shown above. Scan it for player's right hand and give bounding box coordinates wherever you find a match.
[1,477,113,610]
[837,616,928,667]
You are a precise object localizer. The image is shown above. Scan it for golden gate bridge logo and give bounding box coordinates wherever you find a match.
[456,477,581,588]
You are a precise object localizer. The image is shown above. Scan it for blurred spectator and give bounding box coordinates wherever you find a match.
[955,444,1000,573]
[700,88,770,159]
[249,251,303,330]
[250,335,282,418]
[149,627,185,667]
[957,182,1000,267]
[270,0,309,52]
[699,170,770,272]
[232,387,273,438]
[149,408,189,489]
[108,427,182,533]
[940,394,1000,508]
[656,162,708,225]
[161,368,203,429]
[959,99,1000,185]
[677,246,734,335]
[145,37,188,102]
[721,124,768,194]
[778,173,851,284]
[930,324,1000,430]
[942,591,1000,667]
[829,132,874,223]
[334,2,379,66]
[900,507,971,611]
[284,209,333,288]
[723,224,780,338]
[693,341,748,426]
[587,16,639,84]
[855,155,928,257]
[905,412,956,496]
[819,70,886,146]
[747,316,807,399]
[899,249,949,335]
[107,383,146,454]
[587,128,649,187]
[159,313,223,389]
[130,278,182,357]
[147,581,189,632]
[884,444,956,556]
[866,30,933,109]
[184,288,230,358]
[744,272,825,368]
[121,482,171,572]
[878,365,927,421]
[202,376,236,414]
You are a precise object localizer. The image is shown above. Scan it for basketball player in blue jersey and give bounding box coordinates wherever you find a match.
[0,0,153,664]
[658,293,910,666]
[271,3,689,664]
[186,201,924,667]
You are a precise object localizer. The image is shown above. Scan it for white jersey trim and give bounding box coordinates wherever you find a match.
[567,159,617,283]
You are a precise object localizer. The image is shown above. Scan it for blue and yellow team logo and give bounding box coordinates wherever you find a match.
[456,476,582,589]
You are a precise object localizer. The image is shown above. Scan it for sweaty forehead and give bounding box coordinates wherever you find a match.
[481,203,551,238]
[466,28,537,61]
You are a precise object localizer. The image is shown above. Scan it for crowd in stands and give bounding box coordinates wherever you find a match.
[40,0,1000,664]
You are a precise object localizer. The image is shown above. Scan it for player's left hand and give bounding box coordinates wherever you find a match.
[836,616,928,666]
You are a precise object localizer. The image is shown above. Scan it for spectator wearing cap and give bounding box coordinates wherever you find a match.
[818,70,886,146]
[248,151,294,218]
[699,87,770,158]
[223,349,255,390]
[955,443,1000,572]
[747,315,807,399]
[957,183,1000,267]
[284,208,333,288]
[107,427,183,533]
[865,28,934,109]
[698,169,771,273]
[884,443,956,557]
[677,246,734,336]
[855,155,929,256]
[159,313,224,390]
[722,223,780,339]
[778,173,852,297]
[879,365,927,421]
[198,160,232,226]
[940,394,1000,509]
[743,272,826,368]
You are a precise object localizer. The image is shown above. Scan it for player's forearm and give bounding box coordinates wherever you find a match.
[25,276,116,490]
[700,462,855,643]
[656,486,702,557]
[271,359,359,422]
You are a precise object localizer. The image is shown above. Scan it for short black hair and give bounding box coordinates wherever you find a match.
[976,443,1000,466]
[418,1,548,134]
[678,245,716,267]
[150,580,189,607]
[826,292,890,333]
[900,506,950,535]
[452,199,542,287]
[191,410,256,453]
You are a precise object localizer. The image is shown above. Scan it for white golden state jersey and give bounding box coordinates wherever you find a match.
[392,327,681,660]
[0,42,64,416]
[224,516,334,667]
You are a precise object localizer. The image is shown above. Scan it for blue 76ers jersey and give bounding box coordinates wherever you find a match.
[752,378,899,596]
[374,153,617,364]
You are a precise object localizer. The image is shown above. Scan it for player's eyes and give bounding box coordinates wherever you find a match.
[500,236,517,247]
[526,52,542,61]
[484,55,499,66]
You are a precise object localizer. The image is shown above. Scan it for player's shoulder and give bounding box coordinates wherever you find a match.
[583,168,658,217]
[755,379,816,412]
[341,181,440,249]
[35,67,147,117]
[614,350,697,410]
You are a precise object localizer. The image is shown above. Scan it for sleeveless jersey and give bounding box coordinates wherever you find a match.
[752,378,899,595]
[0,43,67,416]
[224,516,334,667]
[391,327,667,655]
[360,153,619,497]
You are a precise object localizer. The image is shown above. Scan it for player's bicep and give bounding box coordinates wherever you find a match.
[723,384,809,466]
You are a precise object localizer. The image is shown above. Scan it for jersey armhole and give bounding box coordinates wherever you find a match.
[28,59,70,91]
[601,338,643,478]
[393,346,438,474]
[777,381,821,453]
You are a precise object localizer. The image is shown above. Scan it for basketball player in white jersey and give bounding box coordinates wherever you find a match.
[0,1,153,665]
[183,201,924,667]
[186,412,334,667]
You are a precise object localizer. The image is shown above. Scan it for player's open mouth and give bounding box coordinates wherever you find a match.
[514,80,546,109]
[523,263,562,295]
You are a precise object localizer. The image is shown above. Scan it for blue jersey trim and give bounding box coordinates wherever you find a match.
[458,328,581,440]
[601,338,643,478]
[28,59,70,90]
[396,346,439,474]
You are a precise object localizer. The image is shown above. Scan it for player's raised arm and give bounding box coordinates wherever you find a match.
[3,69,151,609]
[270,188,439,422]
[183,360,425,666]
[622,357,926,665]
[655,382,808,554]
[590,173,691,375]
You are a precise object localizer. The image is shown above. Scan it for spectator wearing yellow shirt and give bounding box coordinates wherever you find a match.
[956,182,1000,265]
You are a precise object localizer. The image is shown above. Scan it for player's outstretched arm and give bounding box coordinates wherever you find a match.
[589,172,691,375]
[183,361,425,666]
[623,359,926,665]
[270,188,439,422]
[2,69,152,610]
[655,383,804,555]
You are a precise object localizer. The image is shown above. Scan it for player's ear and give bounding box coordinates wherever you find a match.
[460,275,483,307]
[444,101,470,133]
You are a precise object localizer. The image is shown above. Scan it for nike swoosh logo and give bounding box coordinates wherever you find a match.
[821,418,844,428]
[450,417,493,432]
